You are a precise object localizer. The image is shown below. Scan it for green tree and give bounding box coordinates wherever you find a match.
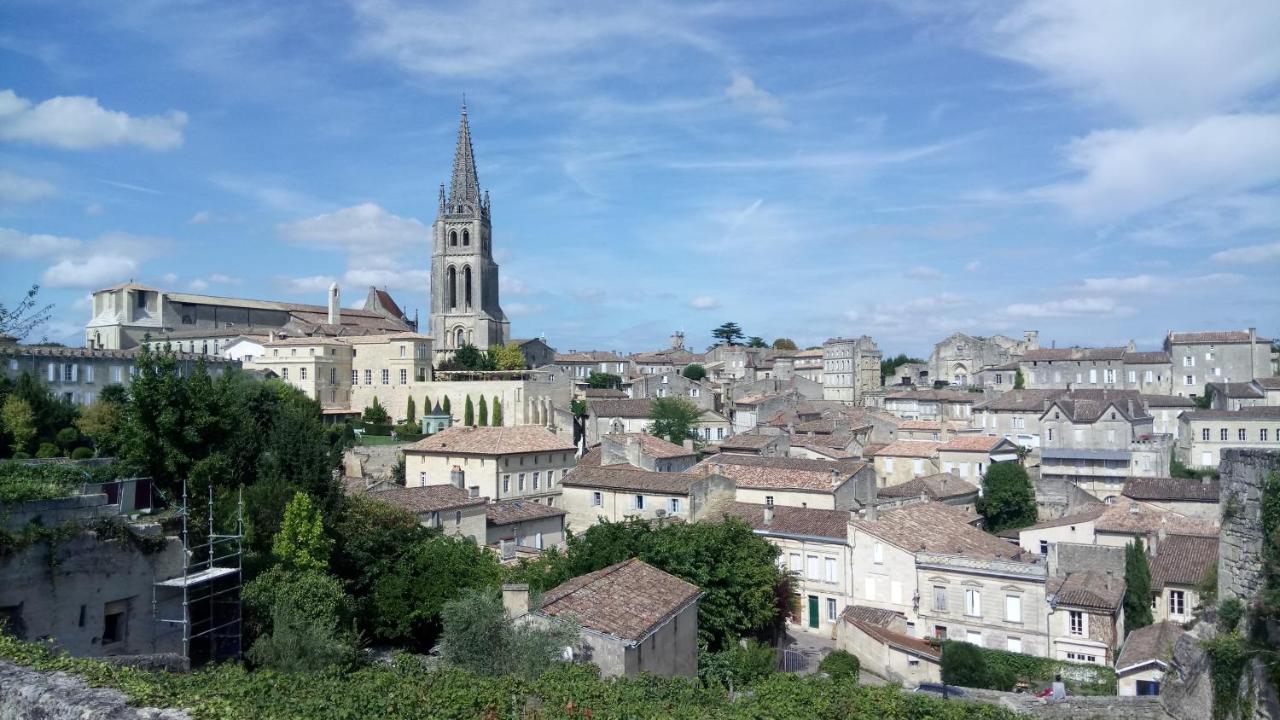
[818,650,860,682]
[586,372,623,389]
[1,396,36,455]
[0,283,53,341]
[648,397,702,447]
[369,534,503,646]
[1013,369,1026,390]
[1124,537,1154,636]
[273,492,333,572]
[941,641,989,689]
[701,639,776,689]
[442,395,452,417]
[712,322,744,346]
[406,396,416,423]
[977,463,1037,532]
[439,587,579,680]
[74,398,122,456]
[445,343,493,371]
[491,397,503,426]
[477,395,488,426]
[681,364,707,382]
[880,353,926,382]
[242,565,354,672]
[491,343,527,371]
[423,396,432,414]
[363,396,390,424]
[55,426,80,451]
[772,338,798,350]
[1193,385,1214,409]
[464,396,475,426]
[746,336,767,348]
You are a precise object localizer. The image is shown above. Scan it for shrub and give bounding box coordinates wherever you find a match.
[55,427,80,449]
[10,452,29,460]
[941,641,988,688]
[35,442,61,458]
[362,422,392,436]
[818,650,859,682]
[701,639,776,689]
[246,599,356,673]
[70,447,94,460]
[439,587,579,680]
[1219,598,1245,632]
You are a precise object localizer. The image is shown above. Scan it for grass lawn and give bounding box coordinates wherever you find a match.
[356,435,402,446]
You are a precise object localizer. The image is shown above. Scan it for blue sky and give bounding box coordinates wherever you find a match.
[2,1,1278,357]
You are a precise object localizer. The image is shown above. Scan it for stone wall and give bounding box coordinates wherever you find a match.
[343,443,410,480]
[960,687,1174,719]
[0,661,189,720]
[1217,449,1280,602]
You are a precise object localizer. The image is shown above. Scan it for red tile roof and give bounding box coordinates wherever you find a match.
[1150,534,1218,588]
[405,426,576,455]
[539,558,701,643]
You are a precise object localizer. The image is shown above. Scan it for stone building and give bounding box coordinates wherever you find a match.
[690,454,874,510]
[1175,406,1280,468]
[822,336,882,404]
[402,426,577,505]
[429,105,510,356]
[973,389,1069,449]
[354,482,488,542]
[485,499,566,553]
[597,433,698,473]
[1038,390,1173,500]
[882,389,977,422]
[928,331,1037,386]
[584,398,729,445]
[1045,571,1124,665]
[1164,329,1273,399]
[1017,346,1173,395]
[1149,533,1217,625]
[1116,620,1187,696]
[559,465,735,530]
[628,371,712,410]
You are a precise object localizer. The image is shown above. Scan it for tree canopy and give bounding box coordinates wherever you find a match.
[977,462,1037,532]
[490,343,527,371]
[681,363,707,382]
[0,283,53,341]
[648,397,702,447]
[712,322,744,346]
[1124,537,1153,636]
[771,338,797,350]
[586,372,623,389]
[746,336,767,348]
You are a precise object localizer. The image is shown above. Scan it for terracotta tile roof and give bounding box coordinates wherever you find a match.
[1010,505,1106,534]
[485,499,567,526]
[1044,390,1150,423]
[794,419,835,434]
[1095,502,1218,537]
[1207,382,1265,399]
[851,501,1024,560]
[1150,534,1218,588]
[841,608,940,661]
[1048,571,1124,611]
[1123,477,1220,502]
[587,398,654,418]
[604,433,696,459]
[841,605,903,628]
[1256,377,1280,390]
[938,435,1006,453]
[876,472,977,501]
[719,434,780,450]
[584,388,628,398]
[885,389,977,402]
[405,426,576,456]
[875,440,943,458]
[0,344,235,363]
[690,454,866,492]
[897,420,968,431]
[363,484,486,513]
[720,502,849,540]
[556,351,625,362]
[538,558,701,643]
[1168,330,1270,344]
[576,446,603,467]
[975,389,1067,412]
[561,466,704,494]
[1022,347,1127,362]
[792,441,854,459]
[1117,621,1185,671]
[1123,351,1171,364]
[860,442,890,458]
[1182,406,1280,421]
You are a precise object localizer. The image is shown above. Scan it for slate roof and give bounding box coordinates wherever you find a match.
[1150,534,1218,589]
[975,389,1067,412]
[841,607,941,661]
[362,484,486,513]
[486,499,567,526]
[405,426,576,455]
[876,472,977,501]
[1116,621,1185,672]
[720,502,850,540]
[1181,406,1280,421]
[538,558,702,643]
[874,440,943,458]
[690,454,866,492]
[1122,477,1220,502]
[1048,571,1125,611]
[370,288,405,319]
[851,502,1023,560]
[561,466,704,494]
[1167,331,1270,344]
[603,433,696,459]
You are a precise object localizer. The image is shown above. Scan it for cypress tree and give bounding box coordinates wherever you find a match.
[478,396,488,426]
[406,396,416,423]
[464,396,475,426]
[424,396,432,415]
[442,395,452,417]
[1124,537,1154,637]
[491,397,502,426]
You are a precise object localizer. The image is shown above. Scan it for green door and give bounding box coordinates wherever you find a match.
[808,595,819,628]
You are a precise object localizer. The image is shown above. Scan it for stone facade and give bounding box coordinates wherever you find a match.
[1217,448,1280,603]
[929,331,1037,387]
[822,336,882,404]
[1175,407,1280,468]
[1165,329,1273,399]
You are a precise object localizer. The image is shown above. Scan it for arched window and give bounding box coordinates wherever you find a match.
[455,327,465,348]
[462,229,470,246]
[464,266,472,308]
[449,230,458,246]
[447,267,457,309]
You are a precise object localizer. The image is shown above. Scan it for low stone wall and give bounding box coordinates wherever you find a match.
[0,661,189,720]
[960,687,1175,720]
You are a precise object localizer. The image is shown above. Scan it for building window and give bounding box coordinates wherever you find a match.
[454,510,462,526]
[824,557,837,583]
[1039,540,1049,555]
[1169,590,1186,616]
[502,476,510,493]
[532,471,540,489]
[281,368,289,380]
[634,494,645,510]
[591,491,602,507]
[1145,370,1154,382]
[102,600,128,645]
[1069,610,1084,636]
[1221,428,1229,441]
[1089,369,1097,384]
[1005,594,1021,622]
[790,553,801,573]
[933,586,947,611]
[964,589,981,617]
[827,598,838,622]
[1183,356,1194,367]
[1007,636,1022,653]
[806,555,819,580]
[966,629,982,646]
[1202,428,1211,441]
[669,498,681,514]
[873,542,884,564]
[364,369,372,385]
[1127,370,1137,383]
[381,369,389,385]
[935,625,948,640]
[299,367,307,381]
[399,369,407,384]
[1238,428,1247,441]
[329,368,336,384]
[1047,428,1054,442]
[864,577,876,600]
[1184,375,1194,386]
[1263,429,1269,442]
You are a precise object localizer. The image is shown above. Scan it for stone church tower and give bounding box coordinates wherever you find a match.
[429,105,510,356]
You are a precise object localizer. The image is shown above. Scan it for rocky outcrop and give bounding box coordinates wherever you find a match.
[1159,623,1214,720]
[1218,449,1279,602]
[0,661,189,720]
[960,688,1174,719]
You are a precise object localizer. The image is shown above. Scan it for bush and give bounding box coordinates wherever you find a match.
[1219,598,1245,632]
[439,587,579,680]
[70,447,94,460]
[941,641,1117,695]
[55,427,80,449]
[362,422,392,436]
[10,452,29,460]
[246,599,356,673]
[818,650,859,682]
[702,639,776,689]
[34,442,61,458]
[941,641,988,689]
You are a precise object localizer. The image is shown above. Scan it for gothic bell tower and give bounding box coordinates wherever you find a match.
[429,103,510,357]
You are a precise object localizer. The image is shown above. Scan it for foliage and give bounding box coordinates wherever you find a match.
[1204,632,1250,720]
[570,398,587,418]
[443,343,494,371]
[701,639,775,689]
[246,600,356,673]
[1171,454,1219,480]
[478,395,488,426]
[1193,385,1215,410]
[681,363,707,382]
[392,454,406,485]
[55,426,81,450]
[507,517,786,650]
[941,641,989,689]
[0,283,53,341]
[75,398,123,456]
[405,396,416,423]
[492,396,503,426]
[442,395,452,417]
[491,342,527,370]
[648,397,702,448]
[242,565,353,665]
[879,353,925,382]
[1124,537,1154,636]
[746,336,767,348]
[1013,369,1025,390]
[71,446,94,459]
[818,650,859,682]
[1,396,36,455]
[586,372,623,389]
[439,587,579,680]
[273,492,333,571]
[712,322,744,346]
[771,338,797,350]
[940,641,1116,695]
[977,463,1037,532]
[0,461,121,504]
[464,395,475,426]
[35,442,60,458]
[1219,598,1245,632]
[0,372,78,458]
[0,632,1027,720]
[363,396,390,424]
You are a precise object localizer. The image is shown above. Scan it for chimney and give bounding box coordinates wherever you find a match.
[830,468,840,486]
[714,462,724,475]
[450,465,465,489]
[1127,339,1136,352]
[763,506,774,525]
[866,503,878,521]
[328,282,341,326]
[268,331,276,343]
[502,583,530,618]
[1249,327,1257,378]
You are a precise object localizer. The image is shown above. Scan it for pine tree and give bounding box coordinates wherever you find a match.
[491,397,502,426]
[464,396,475,426]
[478,396,488,426]
[1124,537,1154,637]
[406,396,416,423]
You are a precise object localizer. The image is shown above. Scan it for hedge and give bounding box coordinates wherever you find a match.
[941,641,1116,695]
[0,461,123,504]
[361,422,393,436]
[0,634,1024,720]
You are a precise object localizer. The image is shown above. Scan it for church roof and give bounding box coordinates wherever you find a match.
[448,103,481,208]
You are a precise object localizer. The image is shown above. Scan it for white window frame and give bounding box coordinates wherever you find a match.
[591,491,602,507]
[1069,610,1085,636]
[964,588,981,617]
[1005,594,1021,623]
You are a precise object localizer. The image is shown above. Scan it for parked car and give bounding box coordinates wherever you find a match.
[912,683,967,699]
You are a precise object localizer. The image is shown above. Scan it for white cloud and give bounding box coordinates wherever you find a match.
[0,170,55,204]
[188,278,209,291]
[84,202,103,216]
[506,302,546,317]
[161,272,179,285]
[1035,114,1280,221]
[0,89,187,150]
[904,265,944,280]
[501,275,532,295]
[0,227,80,259]
[42,254,139,289]
[689,296,719,310]
[189,210,214,224]
[282,275,338,294]
[725,73,786,128]
[1005,296,1125,318]
[208,273,239,284]
[278,202,426,248]
[1079,275,1157,293]
[964,260,982,272]
[1211,241,1280,264]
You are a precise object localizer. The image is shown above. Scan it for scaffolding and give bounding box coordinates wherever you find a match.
[152,480,243,665]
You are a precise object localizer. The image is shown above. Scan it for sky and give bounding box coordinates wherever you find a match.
[1,0,1278,357]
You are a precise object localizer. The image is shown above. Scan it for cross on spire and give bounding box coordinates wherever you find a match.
[447,101,480,209]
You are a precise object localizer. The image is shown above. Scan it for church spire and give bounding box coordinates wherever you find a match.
[447,101,480,209]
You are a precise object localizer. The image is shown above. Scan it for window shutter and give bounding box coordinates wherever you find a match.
[71,364,79,382]
[48,363,56,382]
